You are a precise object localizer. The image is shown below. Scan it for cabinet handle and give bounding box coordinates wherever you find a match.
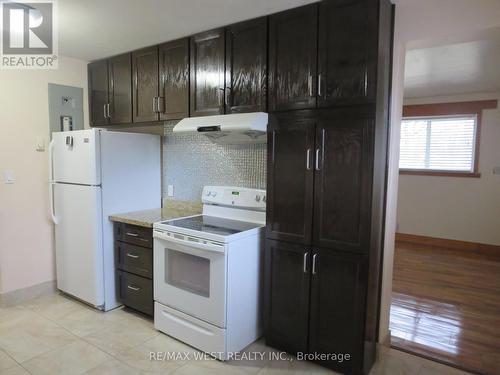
[303,252,309,273]
[315,149,321,171]
[318,73,323,97]
[127,285,141,291]
[126,253,139,259]
[225,87,231,108]
[103,104,107,119]
[308,75,313,97]
[312,253,318,275]
[125,232,139,237]
[152,97,157,113]
[219,88,224,113]
[157,96,165,113]
[107,103,111,119]
[306,149,311,170]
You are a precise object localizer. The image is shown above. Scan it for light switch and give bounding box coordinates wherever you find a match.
[167,184,174,197]
[3,170,15,184]
[36,137,45,152]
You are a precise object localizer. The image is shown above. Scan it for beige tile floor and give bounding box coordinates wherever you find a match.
[0,293,472,375]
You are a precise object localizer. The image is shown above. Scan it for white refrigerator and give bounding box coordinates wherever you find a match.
[49,129,160,311]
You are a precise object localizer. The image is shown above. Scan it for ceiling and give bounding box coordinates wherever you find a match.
[404,33,500,98]
[58,0,317,61]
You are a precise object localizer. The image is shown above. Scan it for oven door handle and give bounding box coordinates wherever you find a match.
[154,231,225,254]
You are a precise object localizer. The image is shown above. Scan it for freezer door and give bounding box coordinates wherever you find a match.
[54,183,104,307]
[52,129,101,185]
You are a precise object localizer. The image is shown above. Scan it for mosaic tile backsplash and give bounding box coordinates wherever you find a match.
[163,121,267,202]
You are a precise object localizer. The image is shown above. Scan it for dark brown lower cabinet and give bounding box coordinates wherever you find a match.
[308,249,367,374]
[114,223,153,316]
[264,240,310,354]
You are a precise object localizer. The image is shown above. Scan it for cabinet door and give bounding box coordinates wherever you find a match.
[269,4,318,111]
[108,53,132,124]
[159,38,189,120]
[313,108,373,253]
[132,46,159,123]
[266,111,315,244]
[225,18,267,113]
[308,249,367,374]
[264,239,310,354]
[318,0,378,106]
[88,60,109,126]
[190,29,225,117]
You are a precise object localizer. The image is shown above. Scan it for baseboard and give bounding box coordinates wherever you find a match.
[396,233,500,260]
[0,280,57,307]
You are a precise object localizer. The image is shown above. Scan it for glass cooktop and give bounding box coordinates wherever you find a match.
[161,215,262,237]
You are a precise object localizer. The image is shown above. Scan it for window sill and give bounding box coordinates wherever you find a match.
[399,170,481,178]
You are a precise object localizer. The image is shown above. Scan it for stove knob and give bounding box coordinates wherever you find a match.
[205,191,211,196]
[255,195,261,202]
[211,191,217,197]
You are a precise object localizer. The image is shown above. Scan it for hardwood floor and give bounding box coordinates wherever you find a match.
[390,239,500,375]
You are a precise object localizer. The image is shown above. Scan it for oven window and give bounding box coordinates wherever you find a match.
[166,249,210,297]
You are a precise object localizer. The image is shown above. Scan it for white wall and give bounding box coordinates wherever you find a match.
[379,0,500,344]
[397,92,500,245]
[0,56,88,294]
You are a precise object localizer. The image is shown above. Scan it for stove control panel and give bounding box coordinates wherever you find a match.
[202,186,266,211]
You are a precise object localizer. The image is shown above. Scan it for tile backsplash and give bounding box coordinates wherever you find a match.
[163,121,267,202]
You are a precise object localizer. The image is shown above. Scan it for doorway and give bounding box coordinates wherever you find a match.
[389,32,500,375]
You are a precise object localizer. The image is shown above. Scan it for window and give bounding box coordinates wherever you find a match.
[399,115,477,173]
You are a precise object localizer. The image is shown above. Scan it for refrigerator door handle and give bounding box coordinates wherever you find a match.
[48,139,59,224]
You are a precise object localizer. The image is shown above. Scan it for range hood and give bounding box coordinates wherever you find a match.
[173,112,268,144]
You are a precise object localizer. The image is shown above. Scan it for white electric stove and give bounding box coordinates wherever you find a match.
[153,186,266,359]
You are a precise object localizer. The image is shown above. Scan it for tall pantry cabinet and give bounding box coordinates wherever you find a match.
[264,1,393,374]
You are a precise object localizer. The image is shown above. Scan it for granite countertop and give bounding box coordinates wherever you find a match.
[109,200,202,228]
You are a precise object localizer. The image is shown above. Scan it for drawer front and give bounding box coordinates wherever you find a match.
[117,270,153,316]
[115,223,153,248]
[116,241,153,279]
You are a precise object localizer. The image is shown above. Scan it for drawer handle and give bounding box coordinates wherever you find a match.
[126,253,139,259]
[125,232,139,237]
[127,285,141,291]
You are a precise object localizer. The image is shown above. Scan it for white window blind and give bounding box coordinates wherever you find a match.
[399,115,477,172]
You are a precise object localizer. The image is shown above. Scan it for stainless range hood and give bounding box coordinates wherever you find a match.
[172,112,268,144]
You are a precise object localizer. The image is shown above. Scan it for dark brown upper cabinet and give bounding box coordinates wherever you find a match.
[264,239,311,355]
[268,4,318,112]
[108,54,132,124]
[266,111,315,245]
[132,46,159,123]
[225,18,267,113]
[88,60,109,127]
[308,249,367,374]
[313,107,373,253]
[190,29,225,117]
[159,38,190,120]
[318,0,378,106]
[89,54,132,127]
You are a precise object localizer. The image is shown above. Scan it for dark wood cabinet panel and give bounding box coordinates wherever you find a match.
[225,18,267,113]
[269,4,318,112]
[132,46,159,123]
[117,270,154,316]
[313,108,373,253]
[88,60,109,126]
[108,53,132,124]
[190,29,225,117]
[318,0,378,106]
[266,111,315,244]
[116,241,153,279]
[264,239,310,354]
[308,249,367,374]
[159,38,189,120]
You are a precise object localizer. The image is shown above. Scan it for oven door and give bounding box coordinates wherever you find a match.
[153,230,227,328]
